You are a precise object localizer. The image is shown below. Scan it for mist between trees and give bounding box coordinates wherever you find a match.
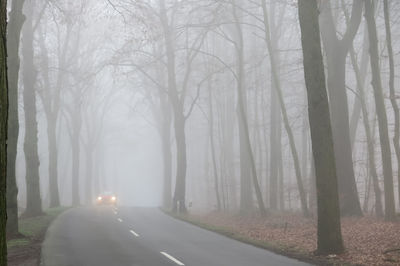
[1,0,400,260]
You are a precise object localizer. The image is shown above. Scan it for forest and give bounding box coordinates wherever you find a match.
[0,0,400,265]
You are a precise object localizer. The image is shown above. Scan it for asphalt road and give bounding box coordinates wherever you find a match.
[41,207,311,266]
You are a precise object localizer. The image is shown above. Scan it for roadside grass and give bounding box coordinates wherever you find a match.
[7,206,68,249]
[163,210,353,266]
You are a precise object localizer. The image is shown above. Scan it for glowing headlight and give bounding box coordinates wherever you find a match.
[97,196,102,201]
[111,196,116,201]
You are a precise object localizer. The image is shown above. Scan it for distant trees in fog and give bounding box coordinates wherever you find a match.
[1,0,400,258]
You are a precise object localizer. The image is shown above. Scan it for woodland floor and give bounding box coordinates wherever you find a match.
[7,207,68,266]
[176,211,400,266]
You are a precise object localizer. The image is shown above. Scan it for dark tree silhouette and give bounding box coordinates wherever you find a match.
[6,0,25,237]
[298,0,344,254]
[0,0,8,263]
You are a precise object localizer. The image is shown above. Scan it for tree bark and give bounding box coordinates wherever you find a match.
[160,107,172,209]
[364,0,396,221]
[84,146,93,204]
[208,83,221,211]
[47,115,60,207]
[0,0,9,263]
[71,108,82,206]
[298,0,344,254]
[21,0,42,217]
[269,72,280,210]
[383,0,400,210]
[6,0,25,237]
[319,0,363,216]
[172,111,187,213]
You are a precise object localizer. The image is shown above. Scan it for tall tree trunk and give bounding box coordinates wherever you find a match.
[47,115,60,207]
[6,0,25,237]
[232,1,266,216]
[269,80,280,210]
[37,29,61,209]
[93,152,100,198]
[0,0,9,262]
[71,109,82,206]
[365,0,396,221]
[161,110,172,209]
[319,0,363,216]
[348,38,383,217]
[267,0,282,212]
[159,0,188,213]
[84,147,93,204]
[224,89,237,210]
[261,0,308,216]
[349,22,369,147]
[172,111,187,213]
[22,1,42,217]
[209,84,221,211]
[233,26,252,214]
[278,154,284,211]
[383,0,400,209]
[298,0,344,254]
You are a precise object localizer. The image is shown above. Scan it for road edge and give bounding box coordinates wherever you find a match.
[7,207,69,266]
[161,209,354,266]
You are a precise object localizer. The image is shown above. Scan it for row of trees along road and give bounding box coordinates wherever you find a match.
[109,0,399,255]
[1,0,400,262]
[3,1,115,262]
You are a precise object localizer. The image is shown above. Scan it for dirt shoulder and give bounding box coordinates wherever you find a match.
[165,210,400,266]
[7,207,69,266]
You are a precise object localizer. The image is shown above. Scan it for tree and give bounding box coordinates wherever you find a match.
[265,0,283,212]
[364,0,396,221]
[36,15,70,208]
[231,0,266,216]
[208,77,222,211]
[319,0,363,216]
[7,0,25,237]
[261,0,309,216]
[298,0,344,254]
[383,0,400,208]
[159,0,210,212]
[21,0,43,217]
[346,23,383,217]
[0,0,8,263]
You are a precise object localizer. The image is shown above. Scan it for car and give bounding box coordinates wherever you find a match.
[96,192,117,206]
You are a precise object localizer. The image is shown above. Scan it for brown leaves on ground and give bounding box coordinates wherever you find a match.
[189,211,400,266]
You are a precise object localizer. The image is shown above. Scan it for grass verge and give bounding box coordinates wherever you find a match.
[7,207,69,265]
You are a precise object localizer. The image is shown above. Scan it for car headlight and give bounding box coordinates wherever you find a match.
[97,196,102,201]
[111,196,116,201]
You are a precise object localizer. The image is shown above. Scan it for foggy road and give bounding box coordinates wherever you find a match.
[41,207,310,266]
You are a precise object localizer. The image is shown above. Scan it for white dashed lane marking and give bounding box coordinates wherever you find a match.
[129,230,140,237]
[160,252,185,265]
[117,218,123,222]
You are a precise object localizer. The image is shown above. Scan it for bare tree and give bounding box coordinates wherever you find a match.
[21,0,43,217]
[383,0,400,208]
[261,0,308,216]
[0,0,8,263]
[6,0,26,237]
[364,0,396,221]
[298,0,344,254]
[319,0,363,216]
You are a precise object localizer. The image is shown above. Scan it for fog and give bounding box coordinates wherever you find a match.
[7,0,400,226]
[4,0,400,263]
